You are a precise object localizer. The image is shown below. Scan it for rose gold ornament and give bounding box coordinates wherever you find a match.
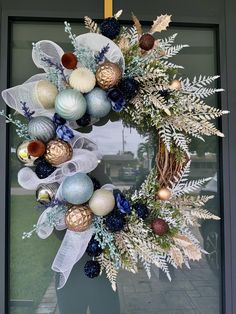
[65,205,93,232]
[156,188,171,201]
[151,218,169,236]
[139,33,155,51]
[45,139,72,166]
[169,79,182,90]
[96,61,122,90]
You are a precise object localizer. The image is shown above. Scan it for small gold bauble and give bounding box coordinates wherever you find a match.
[156,188,171,201]
[96,61,122,90]
[169,79,182,90]
[34,80,58,109]
[16,141,38,166]
[65,205,93,232]
[45,139,73,166]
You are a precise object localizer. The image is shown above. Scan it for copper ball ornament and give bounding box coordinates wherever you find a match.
[169,79,182,90]
[61,52,78,69]
[139,33,155,51]
[45,139,73,166]
[65,205,93,232]
[151,218,169,236]
[156,188,171,201]
[96,61,122,90]
[16,141,38,166]
[36,183,59,204]
[27,140,46,157]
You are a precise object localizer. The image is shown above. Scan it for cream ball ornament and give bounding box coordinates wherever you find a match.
[34,80,58,109]
[89,189,115,216]
[69,67,96,93]
[85,87,111,118]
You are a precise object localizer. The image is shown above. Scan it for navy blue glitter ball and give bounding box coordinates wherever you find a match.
[35,159,56,179]
[105,211,125,232]
[84,260,101,278]
[135,204,149,219]
[76,113,91,127]
[100,17,121,39]
[86,237,103,257]
[119,77,139,100]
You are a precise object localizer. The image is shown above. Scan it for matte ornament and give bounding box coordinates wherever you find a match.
[69,68,96,93]
[151,218,169,236]
[28,116,56,143]
[61,52,77,69]
[55,89,87,121]
[139,33,155,51]
[156,188,171,201]
[169,79,182,90]
[89,189,115,216]
[27,140,46,157]
[85,87,111,118]
[61,173,94,205]
[65,205,93,232]
[84,260,101,278]
[36,182,59,204]
[34,80,58,109]
[45,139,72,166]
[16,141,38,166]
[96,62,122,90]
[35,159,56,179]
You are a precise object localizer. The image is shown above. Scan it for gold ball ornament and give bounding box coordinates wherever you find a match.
[169,79,182,91]
[16,141,38,166]
[34,80,58,109]
[65,205,93,232]
[69,67,96,93]
[45,139,73,166]
[156,188,171,201]
[95,61,122,90]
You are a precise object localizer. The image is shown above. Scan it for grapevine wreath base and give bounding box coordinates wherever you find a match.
[1,10,228,290]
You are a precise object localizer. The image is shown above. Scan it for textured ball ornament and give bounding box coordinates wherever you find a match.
[86,237,102,257]
[169,79,182,90]
[156,188,171,201]
[35,159,56,179]
[61,173,94,205]
[96,62,122,90]
[119,77,139,100]
[45,139,72,166]
[27,140,46,157]
[34,80,58,109]
[100,17,121,40]
[61,52,77,69]
[69,68,96,93]
[16,141,38,166]
[85,87,111,118]
[139,33,155,51]
[151,218,169,236]
[28,116,56,143]
[135,203,149,219]
[36,183,59,204]
[84,260,101,278]
[65,205,93,232]
[105,211,125,232]
[89,189,115,216]
[55,89,87,121]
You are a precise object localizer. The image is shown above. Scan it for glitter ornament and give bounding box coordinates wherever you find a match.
[89,189,115,216]
[100,17,121,39]
[45,139,72,166]
[169,79,182,90]
[119,77,139,100]
[35,159,56,179]
[36,182,59,204]
[76,113,91,127]
[84,260,101,278]
[135,203,149,219]
[34,80,58,109]
[27,140,46,157]
[139,33,155,51]
[61,173,94,205]
[16,141,38,166]
[105,211,125,232]
[151,218,169,236]
[69,68,96,93]
[28,116,55,143]
[55,89,87,121]
[65,205,93,232]
[86,237,102,257]
[85,87,111,118]
[61,52,77,69]
[156,188,171,201]
[96,61,122,90]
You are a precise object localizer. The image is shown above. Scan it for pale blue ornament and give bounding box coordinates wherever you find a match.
[55,89,87,121]
[28,116,55,142]
[61,173,94,205]
[85,87,111,118]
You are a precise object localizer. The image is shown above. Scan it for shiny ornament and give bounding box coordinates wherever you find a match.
[151,218,169,236]
[89,189,115,216]
[55,89,87,121]
[35,159,56,179]
[61,52,77,69]
[105,211,125,232]
[34,80,58,109]
[100,17,121,40]
[16,141,38,166]
[76,113,91,127]
[45,139,72,166]
[28,116,55,143]
[84,260,101,278]
[65,205,93,232]
[169,79,182,90]
[156,188,171,201]
[86,237,102,257]
[85,87,111,118]
[36,182,59,204]
[119,77,139,100]
[61,173,94,205]
[96,61,122,90]
[69,68,96,93]
[139,33,155,51]
[27,140,46,157]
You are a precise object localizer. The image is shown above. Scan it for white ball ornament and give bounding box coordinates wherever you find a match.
[55,89,87,121]
[69,67,96,93]
[34,80,58,109]
[89,189,115,216]
[85,87,111,118]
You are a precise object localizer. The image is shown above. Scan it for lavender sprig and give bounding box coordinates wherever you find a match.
[21,101,35,120]
[41,57,67,83]
[95,44,110,64]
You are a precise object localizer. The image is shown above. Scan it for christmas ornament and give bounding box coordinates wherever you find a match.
[61,52,77,69]
[36,182,59,204]
[76,113,91,127]
[65,205,93,232]
[100,17,121,39]
[35,159,56,179]
[169,79,182,90]
[16,141,38,166]
[86,237,102,257]
[45,139,72,166]
[151,218,169,236]
[27,140,46,157]
[89,189,115,216]
[139,33,155,51]
[61,173,94,205]
[55,89,87,121]
[69,68,96,93]
[119,77,139,100]
[156,188,171,201]
[105,211,125,232]
[96,61,122,90]
[34,80,58,109]
[84,260,101,278]
[107,88,125,112]
[85,87,111,118]
[28,116,55,143]
[135,204,149,219]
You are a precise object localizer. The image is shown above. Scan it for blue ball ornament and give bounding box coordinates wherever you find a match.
[105,211,125,232]
[61,173,94,205]
[85,87,111,118]
[84,260,101,278]
[55,89,87,121]
[86,237,102,257]
[35,159,56,179]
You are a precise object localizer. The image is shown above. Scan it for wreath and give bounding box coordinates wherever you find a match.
[1,10,228,290]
